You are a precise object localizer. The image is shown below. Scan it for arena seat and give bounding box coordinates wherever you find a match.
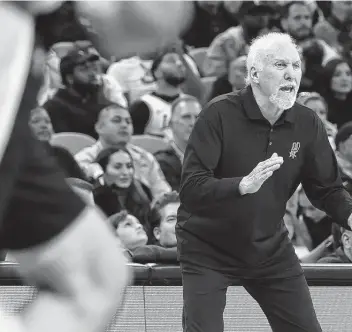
[50,132,96,155]
[130,135,169,154]
[189,47,208,76]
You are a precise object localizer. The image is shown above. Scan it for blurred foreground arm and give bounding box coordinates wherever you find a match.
[2,206,130,332]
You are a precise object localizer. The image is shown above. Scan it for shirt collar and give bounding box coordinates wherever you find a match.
[240,85,296,125]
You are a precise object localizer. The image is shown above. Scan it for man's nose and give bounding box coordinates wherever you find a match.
[284,66,295,80]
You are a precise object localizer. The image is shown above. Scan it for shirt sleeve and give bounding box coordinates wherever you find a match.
[179,103,242,213]
[301,115,352,229]
[129,100,150,135]
[0,135,86,250]
[146,153,171,200]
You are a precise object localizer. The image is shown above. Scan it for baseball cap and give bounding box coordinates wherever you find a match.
[60,44,100,76]
[335,121,352,148]
[238,1,275,16]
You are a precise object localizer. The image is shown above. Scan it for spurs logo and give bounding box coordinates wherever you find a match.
[289,142,300,159]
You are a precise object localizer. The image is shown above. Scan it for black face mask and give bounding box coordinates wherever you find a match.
[164,75,186,87]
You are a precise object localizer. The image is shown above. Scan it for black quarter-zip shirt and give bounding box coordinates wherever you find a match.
[176,85,352,278]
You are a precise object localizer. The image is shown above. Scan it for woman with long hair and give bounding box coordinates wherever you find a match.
[93,147,155,237]
[318,58,352,128]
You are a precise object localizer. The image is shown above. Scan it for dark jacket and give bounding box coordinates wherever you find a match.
[44,88,110,139]
[154,147,182,191]
[131,245,177,264]
[93,180,155,236]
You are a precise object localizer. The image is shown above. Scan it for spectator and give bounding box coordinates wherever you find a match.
[203,1,275,77]
[318,223,352,263]
[155,95,202,191]
[319,58,352,128]
[28,107,86,180]
[108,211,149,252]
[43,43,126,139]
[75,104,171,200]
[280,1,339,66]
[151,191,180,248]
[182,1,239,48]
[93,147,154,235]
[297,92,337,149]
[128,45,203,137]
[107,40,202,104]
[208,55,247,100]
[108,210,178,263]
[334,122,352,193]
[314,1,352,53]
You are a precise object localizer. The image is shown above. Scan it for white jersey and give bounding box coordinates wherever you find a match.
[140,93,181,137]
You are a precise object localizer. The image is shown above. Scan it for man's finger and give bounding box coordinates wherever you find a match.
[258,157,283,170]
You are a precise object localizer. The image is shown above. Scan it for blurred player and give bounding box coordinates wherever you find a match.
[0,1,193,332]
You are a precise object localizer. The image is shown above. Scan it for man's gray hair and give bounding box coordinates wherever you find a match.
[245,32,299,85]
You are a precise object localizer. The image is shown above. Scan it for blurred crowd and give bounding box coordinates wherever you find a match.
[7,0,352,264]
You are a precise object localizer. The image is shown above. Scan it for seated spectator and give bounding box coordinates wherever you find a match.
[317,223,352,263]
[334,122,352,193]
[151,191,180,248]
[318,58,352,128]
[108,211,149,253]
[128,46,203,138]
[297,92,337,149]
[208,55,247,100]
[280,1,339,66]
[108,211,177,263]
[204,1,275,77]
[155,95,202,191]
[182,1,239,48]
[93,147,154,233]
[314,1,352,54]
[75,104,171,200]
[107,40,202,104]
[29,107,86,179]
[43,43,126,139]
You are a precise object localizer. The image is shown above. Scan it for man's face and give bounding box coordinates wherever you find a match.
[228,56,247,90]
[171,100,201,143]
[29,108,54,142]
[97,108,133,146]
[154,202,179,248]
[72,59,103,86]
[282,4,312,41]
[116,214,148,251]
[256,42,302,110]
[157,52,186,87]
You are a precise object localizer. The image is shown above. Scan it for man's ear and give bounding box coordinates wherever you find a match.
[250,67,259,84]
[153,227,161,241]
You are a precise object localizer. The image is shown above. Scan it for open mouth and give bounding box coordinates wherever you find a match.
[280,86,295,93]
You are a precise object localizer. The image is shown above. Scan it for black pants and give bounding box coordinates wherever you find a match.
[181,263,322,332]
